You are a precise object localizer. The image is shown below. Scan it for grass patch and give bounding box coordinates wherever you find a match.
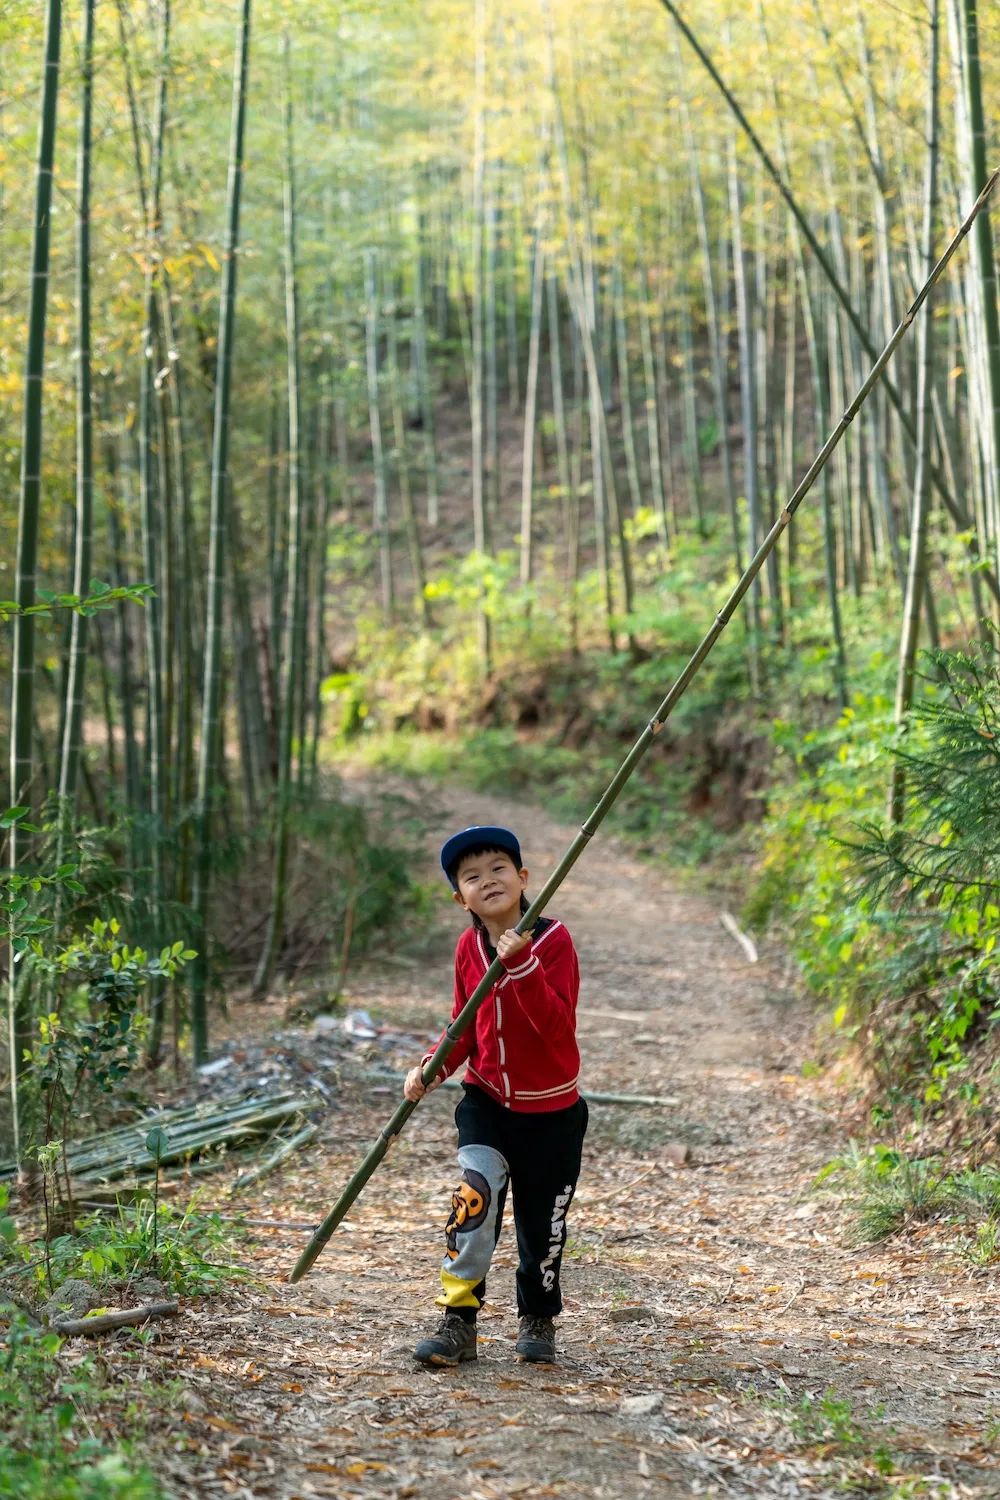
[815,1146,1000,1256]
[751,1384,960,1497]
[43,1197,250,1299]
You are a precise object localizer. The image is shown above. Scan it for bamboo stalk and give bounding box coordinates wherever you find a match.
[253,31,305,1001]
[470,0,492,674]
[438,1079,678,1108]
[8,0,63,1164]
[959,0,1000,583]
[660,0,1000,601]
[0,1093,311,1182]
[57,0,94,811]
[289,172,1000,1285]
[231,1122,317,1192]
[191,0,252,1065]
[889,0,941,825]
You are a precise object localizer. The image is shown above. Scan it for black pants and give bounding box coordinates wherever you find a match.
[442,1083,588,1320]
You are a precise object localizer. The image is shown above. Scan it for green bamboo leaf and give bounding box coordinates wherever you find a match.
[145,1127,169,1162]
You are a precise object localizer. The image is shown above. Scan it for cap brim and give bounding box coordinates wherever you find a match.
[440,825,522,884]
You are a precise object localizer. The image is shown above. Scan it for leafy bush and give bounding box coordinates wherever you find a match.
[746,644,1000,1122]
[29,920,194,1109]
[0,1309,162,1500]
[44,1197,245,1298]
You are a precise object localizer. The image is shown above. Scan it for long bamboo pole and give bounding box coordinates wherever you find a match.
[289,171,1000,1284]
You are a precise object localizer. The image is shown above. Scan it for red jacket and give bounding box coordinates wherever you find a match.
[427,918,581,1113]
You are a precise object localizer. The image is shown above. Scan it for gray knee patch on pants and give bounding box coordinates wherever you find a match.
[442,1144,509,1285]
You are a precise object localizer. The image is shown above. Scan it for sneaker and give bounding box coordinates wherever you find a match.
[515,1314,556,1363]
[413,1313,477,1367]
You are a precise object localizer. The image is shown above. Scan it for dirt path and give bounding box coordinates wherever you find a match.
[155,789,998,1499]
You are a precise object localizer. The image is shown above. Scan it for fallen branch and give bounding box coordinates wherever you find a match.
[51,1300,179,1337]
[719,911,758,963]
[230,1122,318,1193]
[364,1071,680,1108]
[582,1161,660,1207]
[438,1079,679,1108]
[776,1276,806,1315]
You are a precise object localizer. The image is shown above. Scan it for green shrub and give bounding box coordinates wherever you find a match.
[746,644,1000,1120]
[0,1310,162,1500]
[43,1197,246,1299]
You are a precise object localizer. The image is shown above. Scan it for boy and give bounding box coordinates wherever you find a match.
[404,824,588,1367]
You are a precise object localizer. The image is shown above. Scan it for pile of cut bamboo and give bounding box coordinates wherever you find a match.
[0,1091,316,1185]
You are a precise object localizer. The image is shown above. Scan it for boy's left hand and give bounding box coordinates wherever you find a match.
[497,928,531,963]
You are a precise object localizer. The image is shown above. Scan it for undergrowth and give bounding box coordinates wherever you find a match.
[1,1179,243,1497]
[746,641,1000,1151]
[749,1383,957,1497]
[0,1309,164,1500]
[815,1145,1000,1259]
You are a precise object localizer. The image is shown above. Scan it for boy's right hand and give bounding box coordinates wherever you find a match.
[404,1065,443,1102]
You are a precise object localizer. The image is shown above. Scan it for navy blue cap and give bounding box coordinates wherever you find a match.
[440,825,522,887]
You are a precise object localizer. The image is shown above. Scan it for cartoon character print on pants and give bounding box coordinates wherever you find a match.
[437,1143,509,1313]
[445,1170,490,1259]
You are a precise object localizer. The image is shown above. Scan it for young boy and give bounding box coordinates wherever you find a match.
[404,824,588,1368]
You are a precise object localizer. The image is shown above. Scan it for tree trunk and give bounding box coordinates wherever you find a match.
[58,0,95,810]
[728,137,761,687]
[958,0,1000,583]
[137,0,170,1058]
[8,0,62,1164]
[470,0,492,673]
[364,248,393,619]
[190,0,251,1063]
[253,31,303,1001]
[890,0,940,824]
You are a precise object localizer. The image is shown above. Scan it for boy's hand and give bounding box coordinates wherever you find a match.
[404,1064,443,1102]
[497,928,531,963]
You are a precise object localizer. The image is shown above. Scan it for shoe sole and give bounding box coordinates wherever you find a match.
[516,1349,556,1363]
[414,1350,477,1367]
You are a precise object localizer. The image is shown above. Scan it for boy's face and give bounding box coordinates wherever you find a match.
[452,848,528,927]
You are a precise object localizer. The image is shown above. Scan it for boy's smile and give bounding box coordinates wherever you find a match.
[453,849,529,943]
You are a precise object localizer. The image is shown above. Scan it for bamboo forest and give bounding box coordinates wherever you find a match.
[3,0,1000,1494]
